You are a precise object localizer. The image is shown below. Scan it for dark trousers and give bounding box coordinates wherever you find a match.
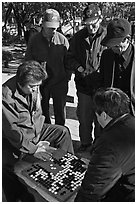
[40,123,74,154]
[2,139,34,201]
[40,80,68,126]
[2,123,74,201]
[76,91,101,145]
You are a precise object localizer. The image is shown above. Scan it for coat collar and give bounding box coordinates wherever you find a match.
[14,82,29,107]
[103,113,130,131]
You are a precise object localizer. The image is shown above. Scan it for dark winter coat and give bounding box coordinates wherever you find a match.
[25,31,71,87]
[75,114,135,202]
[99,44,135,115]
[67,26,106,95]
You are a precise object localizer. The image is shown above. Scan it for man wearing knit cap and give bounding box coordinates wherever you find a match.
[67,4,106,152]
[25,9,71,126]
[100,18,135,115]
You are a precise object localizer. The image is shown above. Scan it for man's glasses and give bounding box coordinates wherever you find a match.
[83,18,100,27]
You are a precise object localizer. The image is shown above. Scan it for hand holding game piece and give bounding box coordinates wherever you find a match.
[81,158,90,169]
[37,141,50,149]
[34,141,57,161]
[38,141,57,153]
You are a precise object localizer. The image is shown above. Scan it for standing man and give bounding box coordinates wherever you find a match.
[2,61,74,201]
[25,9,71,126]
[100,18,135,115]
[67,4,106,151]
[75,88,135,202]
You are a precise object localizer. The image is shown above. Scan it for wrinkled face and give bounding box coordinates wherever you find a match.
[109,38,130,54]
[42,22,57,39]
[20,80,42,95]
[114,38,129,53]
[85,18,101,34]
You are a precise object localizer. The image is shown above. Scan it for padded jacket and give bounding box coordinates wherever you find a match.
[67,26,106,95]
[25,30,71,87]
[99,44,135,115]
[75,114,135,202]
[2,76,45,154]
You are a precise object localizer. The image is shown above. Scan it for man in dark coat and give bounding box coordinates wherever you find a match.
[100,18,135,115]
[25,9,71,126]
[75,87,135,202]
[67,4,106,152]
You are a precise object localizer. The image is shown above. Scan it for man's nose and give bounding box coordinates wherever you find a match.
[32,86,38,92]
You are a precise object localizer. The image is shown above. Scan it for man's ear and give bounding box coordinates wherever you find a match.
[102,111,113,123]
[102,111,108,120]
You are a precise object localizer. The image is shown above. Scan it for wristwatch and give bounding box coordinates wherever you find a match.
[77,66,84,73]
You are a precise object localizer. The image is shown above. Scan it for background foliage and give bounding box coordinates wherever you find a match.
[2,2,135,43]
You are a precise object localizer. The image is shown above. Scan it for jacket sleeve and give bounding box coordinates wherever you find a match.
[130,51,135,116]
[99,49,115,88]
[75,138,122,201]
[63,36,73,81]
[2,99,38,154]
[24,37,34,61]
[66,36,81,71]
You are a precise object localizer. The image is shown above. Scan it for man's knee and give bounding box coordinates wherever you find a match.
[60,125,71,138]
[59,126,74,153]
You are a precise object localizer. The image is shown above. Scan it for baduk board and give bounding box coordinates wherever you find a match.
[21,149,87,201]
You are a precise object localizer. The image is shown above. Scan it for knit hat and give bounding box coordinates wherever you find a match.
[101,18,131,47]
[43,9,60,28]
[83,4,102,23]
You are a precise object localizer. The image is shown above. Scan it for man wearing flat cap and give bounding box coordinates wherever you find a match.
[25,9,71,126]
[99,18,135,115]
[67,4,106,152]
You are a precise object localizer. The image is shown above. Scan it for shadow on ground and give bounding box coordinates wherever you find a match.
[49,103,78,121]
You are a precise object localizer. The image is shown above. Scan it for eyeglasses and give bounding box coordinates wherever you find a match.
[28,81,42,89]
[83,18,100,27]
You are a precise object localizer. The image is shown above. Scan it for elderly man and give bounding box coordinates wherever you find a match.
[100,18,135,115]
[25,9,71,126]
[67,4,106,152]
[75,87,135,202]
[2,61,74,201]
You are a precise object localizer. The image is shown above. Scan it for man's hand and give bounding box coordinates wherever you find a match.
[77,66,93,77]
[34,141,57,161]
[82,69,91,77]
[81,158,90,169]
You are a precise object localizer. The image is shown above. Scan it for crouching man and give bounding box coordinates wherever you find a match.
[2,60,74,201]
[75,87,135,202]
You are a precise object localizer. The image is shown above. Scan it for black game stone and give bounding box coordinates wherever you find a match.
[21,149,87,201]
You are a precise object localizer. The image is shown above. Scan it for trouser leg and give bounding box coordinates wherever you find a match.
[76,92,93,145]
[77,92,101,145]
[2,151,19,201]
[40,85,51,124]
[40,123,74,154]
[2,140,35,201]
[51,81,68,126]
